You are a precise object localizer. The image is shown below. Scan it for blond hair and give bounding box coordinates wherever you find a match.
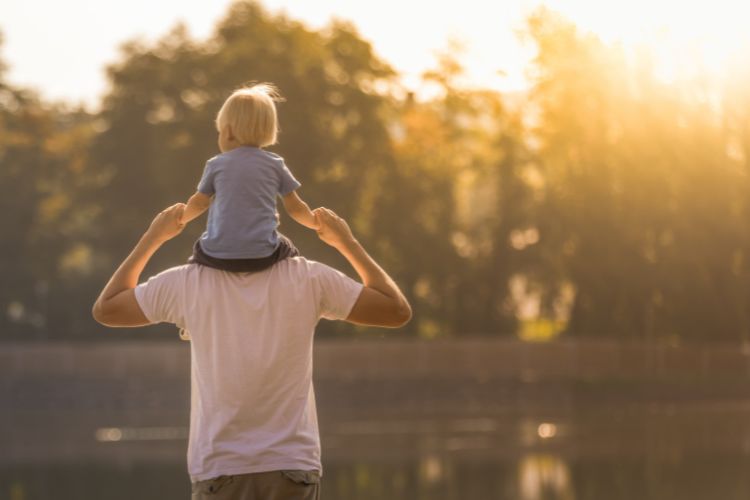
[215,83,284,147]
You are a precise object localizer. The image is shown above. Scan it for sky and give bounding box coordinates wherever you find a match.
[0,0,540,109]
[2,0,750,110]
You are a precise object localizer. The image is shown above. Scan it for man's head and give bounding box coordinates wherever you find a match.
[215,83,284,151]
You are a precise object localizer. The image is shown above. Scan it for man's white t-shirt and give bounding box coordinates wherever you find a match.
[134,257,363,482]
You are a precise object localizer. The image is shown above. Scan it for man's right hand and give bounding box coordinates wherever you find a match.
[313,207,411,328]
[314,207,356,249]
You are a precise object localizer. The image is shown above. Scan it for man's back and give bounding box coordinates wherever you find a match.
[93,205,410,499]
[134,258,362,482]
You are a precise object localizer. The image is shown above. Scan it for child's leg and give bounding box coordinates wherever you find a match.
[188,235,300,273]
[188,239,233,269]
[275,232,300,259]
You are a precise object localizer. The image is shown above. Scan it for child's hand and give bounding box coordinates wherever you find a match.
[312,209,322,231]
[178,206,195,226]
[146,203,187,243]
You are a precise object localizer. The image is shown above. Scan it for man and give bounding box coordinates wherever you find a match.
[92,204,411,500]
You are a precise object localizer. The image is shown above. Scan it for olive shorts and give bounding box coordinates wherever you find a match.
[191,470,320,500]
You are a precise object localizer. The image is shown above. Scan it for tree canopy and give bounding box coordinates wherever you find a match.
[3,3,750,342]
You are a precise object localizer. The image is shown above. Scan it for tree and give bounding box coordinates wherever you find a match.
[0,34,100,338]
[377,49,532,337]
[525,8,743,340]
[88,1,398,337]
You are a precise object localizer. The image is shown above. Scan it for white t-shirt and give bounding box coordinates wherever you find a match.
[134,257,363,482]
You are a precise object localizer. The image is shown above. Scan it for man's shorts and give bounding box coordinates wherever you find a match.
[191,470,320,500]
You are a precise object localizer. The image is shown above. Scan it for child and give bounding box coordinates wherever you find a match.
[180,83,319,275]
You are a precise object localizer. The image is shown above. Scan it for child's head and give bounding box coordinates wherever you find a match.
[215,83,284,150]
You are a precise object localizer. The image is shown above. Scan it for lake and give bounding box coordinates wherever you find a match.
[2,339,750,499]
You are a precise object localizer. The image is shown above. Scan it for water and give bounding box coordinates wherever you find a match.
[3,340,750,499]
[4,455,749,500]
[0,457,725,500]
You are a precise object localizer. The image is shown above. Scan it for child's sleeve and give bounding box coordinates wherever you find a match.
[197,160,216,195]
[278,159,302,196]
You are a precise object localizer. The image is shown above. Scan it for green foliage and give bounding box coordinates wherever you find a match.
[86,2,400,338]
[380,51,530,337]
[4,5,750,341]
[0,79,100,337]
[525,8,749,340]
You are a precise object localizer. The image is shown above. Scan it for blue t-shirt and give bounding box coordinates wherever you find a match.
[197,146,301,259]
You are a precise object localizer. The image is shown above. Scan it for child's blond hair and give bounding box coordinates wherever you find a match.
[215,83,284,147]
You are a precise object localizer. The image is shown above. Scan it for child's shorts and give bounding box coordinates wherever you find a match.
[188,234,300,273]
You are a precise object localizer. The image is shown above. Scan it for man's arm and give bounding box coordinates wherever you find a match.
[282,190,319,230]
[314,208,411,328]
[92,203,186,327]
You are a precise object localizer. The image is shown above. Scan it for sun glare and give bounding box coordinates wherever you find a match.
[536,0,750,83]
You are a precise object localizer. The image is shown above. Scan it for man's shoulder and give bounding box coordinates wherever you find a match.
[274,256,326,275]
[271,257,353,284]
[143,264,195,284]
[146,260,347,287]
[154,260,329,281]
[276,257,358,286]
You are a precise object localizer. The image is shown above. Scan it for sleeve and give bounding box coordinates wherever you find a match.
[310,261,364,321]
[278,158,302,196]
[133,266,187,328]
[196,160,216,195]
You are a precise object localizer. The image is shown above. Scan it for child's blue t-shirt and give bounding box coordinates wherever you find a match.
[196,146,301,259]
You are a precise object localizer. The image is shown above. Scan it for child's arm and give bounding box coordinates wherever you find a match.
[181,191,212,224]
[282,190,319,230]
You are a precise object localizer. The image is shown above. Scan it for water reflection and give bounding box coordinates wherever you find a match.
[419,454,444,485]
[537,423,557,439]
[518,454,573,500]
[4,436,750,499]
[95,426,188,442]
[6,340,750,499]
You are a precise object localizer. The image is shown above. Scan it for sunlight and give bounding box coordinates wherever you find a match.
[537,0,750,83]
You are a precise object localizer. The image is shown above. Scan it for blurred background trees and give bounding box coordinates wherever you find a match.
[525,9,748,341]
[2,2,750,342]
